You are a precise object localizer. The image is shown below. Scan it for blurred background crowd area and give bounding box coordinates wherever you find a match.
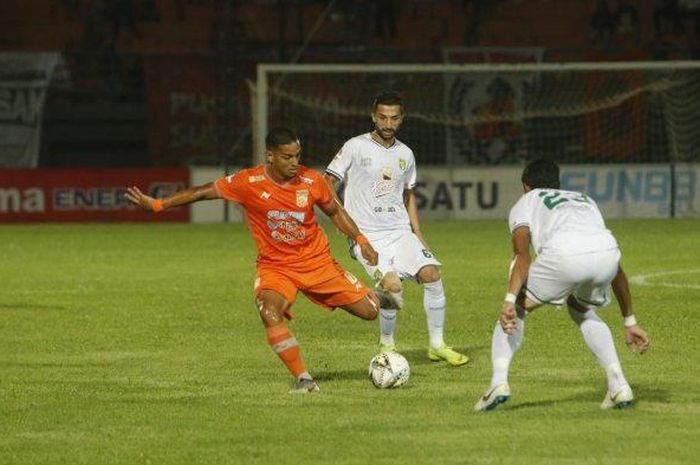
[5,0,700,58]
[2,0,700,167]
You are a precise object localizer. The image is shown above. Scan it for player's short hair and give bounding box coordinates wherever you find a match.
[521,158,560,189]
[266,127,300,150]
[372,90,404,112]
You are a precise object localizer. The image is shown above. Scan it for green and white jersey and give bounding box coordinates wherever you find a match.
[326,133,416,238]
[508,188,618,255]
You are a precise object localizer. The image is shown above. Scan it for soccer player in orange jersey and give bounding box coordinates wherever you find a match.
[126,127,387,393]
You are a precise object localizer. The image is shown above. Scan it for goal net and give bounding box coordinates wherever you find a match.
[254,62,700,167]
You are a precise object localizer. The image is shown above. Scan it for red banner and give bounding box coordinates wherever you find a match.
[0,168,189,222]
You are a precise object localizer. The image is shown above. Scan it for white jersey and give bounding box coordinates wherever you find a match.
[326,133,416,237]
[508,188,618,255]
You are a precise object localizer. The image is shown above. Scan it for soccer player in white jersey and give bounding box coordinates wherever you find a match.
[324,91,468,366]
[474,159,650,411]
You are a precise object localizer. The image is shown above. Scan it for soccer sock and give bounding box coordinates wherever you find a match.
[266,323,307,379]
[490,310,526,388]
[379,308,397,346]
[423,279,446,348]
[568,307,628,392]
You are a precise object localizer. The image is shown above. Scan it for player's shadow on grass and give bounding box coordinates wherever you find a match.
[399,344,488,366]
[0,303,65,311]
[506,383,670,410]
[314,369,367,382]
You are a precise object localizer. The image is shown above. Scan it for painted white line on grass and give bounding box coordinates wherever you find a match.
[630,269,700,290]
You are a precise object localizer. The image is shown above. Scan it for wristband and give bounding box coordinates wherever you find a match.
[504,292,517,303]
[151,199,164,212]
[623,315,637,327]
[355,234,369,245]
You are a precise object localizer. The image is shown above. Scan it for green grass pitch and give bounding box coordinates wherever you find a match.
[1,219,698,464]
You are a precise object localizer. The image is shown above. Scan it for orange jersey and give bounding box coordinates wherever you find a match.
[215,165,335,270]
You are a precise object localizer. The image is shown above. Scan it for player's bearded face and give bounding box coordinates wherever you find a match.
[372,104,404,140]
[268,141,301,180]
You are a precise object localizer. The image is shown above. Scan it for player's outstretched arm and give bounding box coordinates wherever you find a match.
[611,265,650,354]
[126,183,221,212]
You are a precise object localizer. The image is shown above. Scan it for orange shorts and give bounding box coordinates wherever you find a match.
[254,260,369,311]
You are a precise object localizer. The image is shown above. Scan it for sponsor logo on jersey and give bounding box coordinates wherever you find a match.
[299,176,314,185]
[372,180,394,198]
[360,157,372,167]
[260,191,271,200]
[248,175,265,183]
[267,210,306,242]
[296,189,309,207]
[398,158,407,170]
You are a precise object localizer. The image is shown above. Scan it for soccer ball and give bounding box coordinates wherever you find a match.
[368,351,410,389]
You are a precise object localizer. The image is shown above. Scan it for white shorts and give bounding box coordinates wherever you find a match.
[525,248,621,308]
[351,231,441,283]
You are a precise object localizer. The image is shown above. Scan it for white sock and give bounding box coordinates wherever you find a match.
[568,307,628,392]
[423,279,446,348]
[379,308,397,346]
[490,311,525,387]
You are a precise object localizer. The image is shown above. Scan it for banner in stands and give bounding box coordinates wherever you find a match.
[0,168,189,222]
[0,53,59,168]
[144,54,254,166]
[412,164,698,220]
[441,47,543,166]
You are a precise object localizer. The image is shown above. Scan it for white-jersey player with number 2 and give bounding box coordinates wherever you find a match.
[474,159,650,412]
[324,90,468,366]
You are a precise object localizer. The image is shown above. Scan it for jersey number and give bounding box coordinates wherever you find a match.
[538,191,590,210]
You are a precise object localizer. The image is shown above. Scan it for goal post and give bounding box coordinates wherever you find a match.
[254,61,700,167]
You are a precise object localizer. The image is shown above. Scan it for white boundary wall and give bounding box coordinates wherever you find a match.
[189,164,699,222]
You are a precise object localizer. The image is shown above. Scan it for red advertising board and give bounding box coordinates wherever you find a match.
[0,168,189,222]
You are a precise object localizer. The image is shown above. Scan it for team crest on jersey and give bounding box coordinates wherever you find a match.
[398,158,407,170]
[248,175,265,183]
[296,189,309,207]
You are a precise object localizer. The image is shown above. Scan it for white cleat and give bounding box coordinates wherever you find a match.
[474,383,511,412]
[600,385,634,409]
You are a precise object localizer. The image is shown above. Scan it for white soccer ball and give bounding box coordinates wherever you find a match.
[368,351,410,389]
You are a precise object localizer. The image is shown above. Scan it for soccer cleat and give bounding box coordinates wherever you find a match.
[600,385,634,409]
[474,383,511,412]
[428,345,470,366]
[289,377,320,394]
[375,289,403,310]
[379,343,397,353]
